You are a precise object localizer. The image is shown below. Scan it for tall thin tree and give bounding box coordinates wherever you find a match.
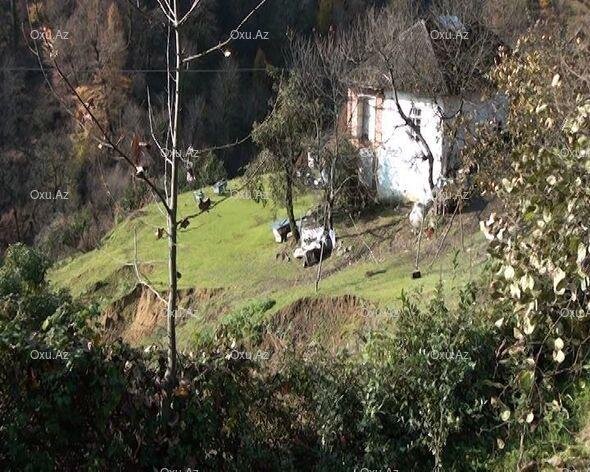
[27,0,268,392]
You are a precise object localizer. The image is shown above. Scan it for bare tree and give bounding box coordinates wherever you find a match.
[291,26,387,290]
[26,0,268,396]
[291,33,357,233]
[288,0,515,288]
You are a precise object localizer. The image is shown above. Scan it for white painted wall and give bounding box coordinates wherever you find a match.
[374,91,444,203]
[354,90,503,204]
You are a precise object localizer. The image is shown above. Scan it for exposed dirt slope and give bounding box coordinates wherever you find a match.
[101,285,224,344]
[260,295,378,357]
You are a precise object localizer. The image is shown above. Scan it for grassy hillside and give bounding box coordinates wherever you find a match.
[50,180,488,345]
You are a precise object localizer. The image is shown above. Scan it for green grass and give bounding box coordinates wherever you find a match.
[52,184,316,295]
[50,179,487,346]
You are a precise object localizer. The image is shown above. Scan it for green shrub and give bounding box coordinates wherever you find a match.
[219,299,275,344]
[180,150,227,192]
[283,283,498,470]
[0,247,292,470]
[0,246,511,470]
[461,26,590,463]
[1,243,49,288]
[120,181,151,212]
[35,209,95,259]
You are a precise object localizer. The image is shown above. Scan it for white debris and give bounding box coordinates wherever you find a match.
[409,202,426,229]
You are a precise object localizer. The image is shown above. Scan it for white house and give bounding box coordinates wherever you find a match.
[346,18,505,204]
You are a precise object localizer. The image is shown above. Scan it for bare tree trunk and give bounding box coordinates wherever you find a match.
[371,151,378,200]
[164,4,181,387]
[391,83,435,190]
[326,107,339,231]
[314,229,325,293]
[284,160,300,243]
[27,0,269,395]
[325,198,333,230]
[315,99,339,292]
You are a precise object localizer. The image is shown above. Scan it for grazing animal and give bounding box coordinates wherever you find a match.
[197,191,211,212]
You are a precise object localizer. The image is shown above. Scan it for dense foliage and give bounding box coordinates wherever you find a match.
[461,21,590,467]
[0,244,501,470]
[284,283,498,471]
[0,245,294,470]
[2,3,588,471]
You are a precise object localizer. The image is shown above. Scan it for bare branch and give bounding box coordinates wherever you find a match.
[50,56,171,211]
[349,213,380,264]
[178,0,202,26]
[124,0,164,27]
[186,132,252,164]
[389,75,435,189]
[182,0,268,64]
[23,0,171,210]
[146,86,166,157]
[155,0,176,24]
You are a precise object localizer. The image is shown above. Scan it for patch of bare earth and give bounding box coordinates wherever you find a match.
[101,285,224,344]
[260,295,378,360]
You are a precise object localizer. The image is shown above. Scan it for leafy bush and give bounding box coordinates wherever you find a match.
[0,243,50,288]
[0,246,292,470]
[461,23,590,465]
[283,283,498,470]
[188,299,275,348]
[218,299,276,344]
[35,209,97,259]
[179,149,227,192]
[120,180,152,213]
[0,246,534,470]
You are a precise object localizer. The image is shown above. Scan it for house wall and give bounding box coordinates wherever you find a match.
[348,89,505,204]
[375,91,444,203]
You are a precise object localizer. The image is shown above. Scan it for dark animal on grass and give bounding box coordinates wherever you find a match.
[196,191,211,212]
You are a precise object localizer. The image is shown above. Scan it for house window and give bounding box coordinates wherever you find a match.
[408,105,422,142]
[357,97,372,141]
